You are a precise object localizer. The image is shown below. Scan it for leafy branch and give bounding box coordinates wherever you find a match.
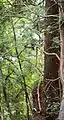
[11,18,32,120]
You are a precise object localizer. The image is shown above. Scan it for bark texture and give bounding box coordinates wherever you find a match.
[32,0,61,120]
[44,0,60,120]
[58,1,64,120]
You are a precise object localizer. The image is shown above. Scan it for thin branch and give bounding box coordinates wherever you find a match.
[37,81,41,112]
[2,57,19,71]
[5,72,13,81]
[18,45,28,56]
[11,18,31,119]
[6,0,13,6]
[43,50,60,61]
[59,79,62,100]
[43,77,60,92]
[2,71,14,119]
[3,86,12,120]
[46,82,52,92]
[42,14,59,18]
[53,0,58,4]
[46,77,60,82]
[46,2,57,13]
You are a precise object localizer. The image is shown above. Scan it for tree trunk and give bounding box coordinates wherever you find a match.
[32,0,61,120]
[44,0,60,120]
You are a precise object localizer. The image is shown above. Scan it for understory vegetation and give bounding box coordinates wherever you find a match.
[0,0,64,120]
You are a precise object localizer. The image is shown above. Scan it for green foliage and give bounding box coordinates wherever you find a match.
[0,0,60,119]
[0,0,44,119]
[52,37,60,49]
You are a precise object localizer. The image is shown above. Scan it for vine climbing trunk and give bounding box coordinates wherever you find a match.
[58,0,64,120]
[44,0,60,120]
[32,81,45,120]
